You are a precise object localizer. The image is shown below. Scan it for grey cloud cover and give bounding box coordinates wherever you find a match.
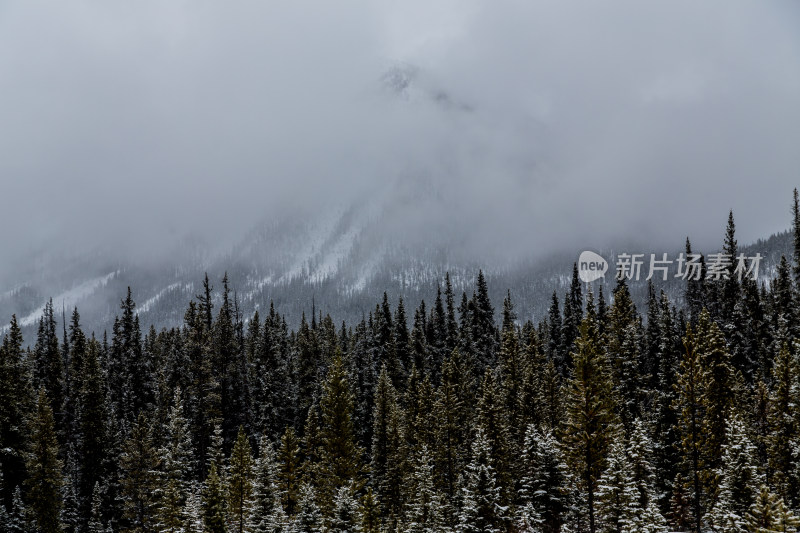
[0,0,798,279]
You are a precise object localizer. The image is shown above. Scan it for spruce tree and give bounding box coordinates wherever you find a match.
[318,350,363,512]
[370,366,406,523]
[674,323,706,533]
[457,428,505,533]
[404,444,448,533]
[706,415,761,532]
[202,462,228,533]
[329,483,361,533]
[33,300,64,436]
[0,315,34,509]
[596,436,641,533]
[293,484,323,533]
[120,414,160,533]
[745,485,799,533]
[75,336,109,523]
[359,488,380,533]
[433,349,473,499]
[517,425,569,533]
[158,387,194,533]
[767,342,799,506]
[696,310,735,496]
[228,426,254,533]
[277,427,301,516]
[247,435,284,533]
[561,316,618,533]
[25,388,64,533]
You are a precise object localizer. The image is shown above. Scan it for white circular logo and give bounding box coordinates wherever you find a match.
[578,251,608,283]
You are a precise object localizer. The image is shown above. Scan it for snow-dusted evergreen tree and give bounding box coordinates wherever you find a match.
[706,415,761,532]
[24,388,64,533]
[767,341,799,506]
[745,485,799,533]
[561,315,618,533]
[457,428,506,533]
[595,436,640,533]
[182,482,204,533]
[293,484,323,533]
[202,462,228,533]
[329,482,361,533]
[228,426,254,533]
[627,419,657,510]
[248,435,287,533]
[517,425,569,533]
[8,486,29,533]
[120,413,160,532]
[158,388,194,533]
[207,423,225,475]
[404,445,449,533]
[359,488,380,533]
[88,482,104,533]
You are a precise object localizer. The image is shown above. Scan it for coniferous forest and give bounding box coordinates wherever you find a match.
[4,192,800,533]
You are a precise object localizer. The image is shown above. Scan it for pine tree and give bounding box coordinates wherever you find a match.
[652,292,682,509]
[394,296,412,388]
[404,445,448,533]
[75,336,109,523]
[0,315,34,509]
[706,415,761,533]
[547,293,563,372]
[248,435,284,533]
[596,436,641,533]
[88,482,104,533]
[561,316,619,533]
[158,388,194,533]
[767,342,799,505]
[670,473,694,532]
[627,419,657,511]
[228,426,254,533]
[120,414,160,533]
[293,484,323,533]
[318,350,363,512]
[347,316,376,450]
[476,368,512,505]
[606,279,643,429]
[433,349,473,499]
[277,427,301,516]
[33,300,64,435]
[746,485,800,533]
[457,428,505,533]
[498,291,524,440]
[329,483,361,533]
[25,388,64,533]
[8,486,29,533]
[721,211,740,323]
[696,310,735,496]
[370,366,406,523]
[685,239,705,325]
[471,270,497,373]
[202,462,228,533]
[183,483,204,533]
[359,488,380,533]
[518,425,569,533]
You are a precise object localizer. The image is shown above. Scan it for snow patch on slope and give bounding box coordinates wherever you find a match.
[3,271,119,332]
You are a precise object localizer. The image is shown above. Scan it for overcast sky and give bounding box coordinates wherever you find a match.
[1,0,798,278]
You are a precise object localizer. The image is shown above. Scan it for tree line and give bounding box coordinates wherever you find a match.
[3,191,800,532]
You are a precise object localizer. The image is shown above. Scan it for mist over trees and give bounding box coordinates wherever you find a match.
[3,192,800,532]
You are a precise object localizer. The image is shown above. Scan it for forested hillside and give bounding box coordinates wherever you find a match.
[3,194,800,533]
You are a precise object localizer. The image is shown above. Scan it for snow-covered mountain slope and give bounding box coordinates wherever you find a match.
[0,192,792,343]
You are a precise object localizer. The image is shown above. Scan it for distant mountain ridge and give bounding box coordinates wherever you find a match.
[0,198,792,343]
